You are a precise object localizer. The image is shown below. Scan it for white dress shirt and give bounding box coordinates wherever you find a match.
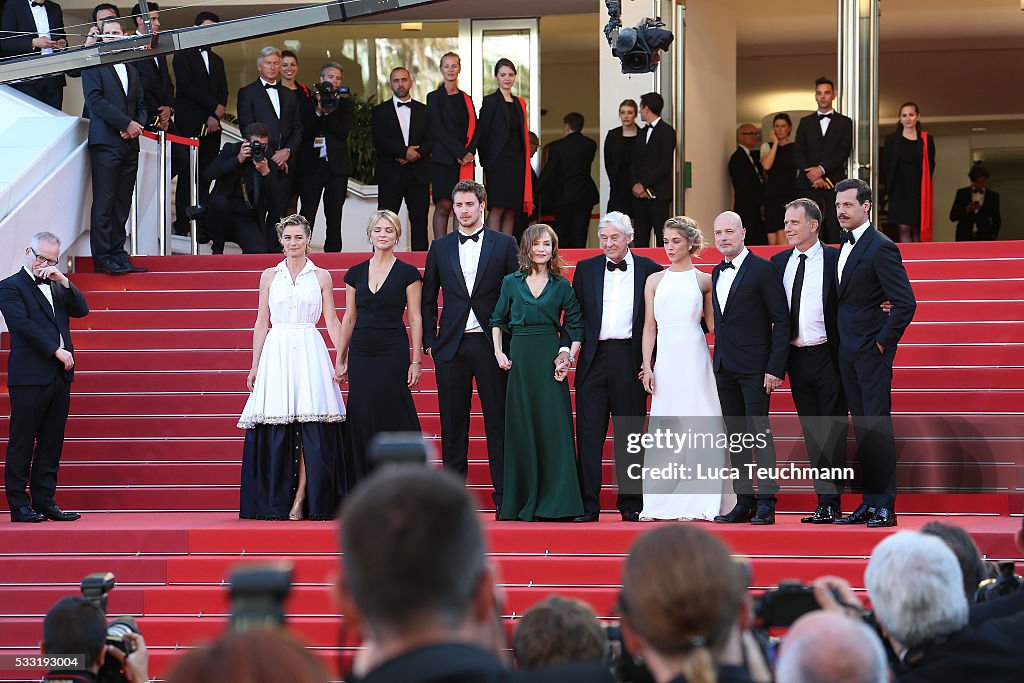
[29,1,53,55]
[972,187,986,207]
[200,49,211,74]
[458,227,485,332]
[784,241,827,347]
[837,221,870,284]
[715,247,748,313]
[261,78,281,119]
[599,251,635,340]
[818,109,834,136]
[113,63,129,95]
[644,117,661,143]
[394,97,412,147]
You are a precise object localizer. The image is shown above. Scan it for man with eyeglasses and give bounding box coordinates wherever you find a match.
[728,123,766,245]
[0,232,89,523]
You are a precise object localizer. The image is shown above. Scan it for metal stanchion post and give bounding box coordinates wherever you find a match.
[130,185,138,256]
[189,141,199,255]
[158,129,168,256]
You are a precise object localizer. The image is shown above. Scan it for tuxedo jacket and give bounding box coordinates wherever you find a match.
[728,146,764,213]
[0,268,88,385]
[421,229,519,362]
[835,225,916,355]
[711,252,790,378]
[539,131,600,208]
[476,90,525,169]
[950,187,1001,241]
[792,112,853,190]
[296,95,354,177]
[770,244,841,360]
[205,141,280,210]
[564,252,663,386]
[631,119,676,200]
[135,53,174,128]
[1,0,66,87]
[81,64,147,149]
[236,79,302,156]
[172,48,228,137]
[372,97,433,185]
[425,85,478,167]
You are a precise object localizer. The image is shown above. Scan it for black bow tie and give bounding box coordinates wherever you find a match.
[458,230,482,244]
[396,100,411,108]
[607,260,628,273]
[263,82,278,90]
[34,275,49,285]
[817,112,833,120]
[841,230,856,245]
[719,261,735,271]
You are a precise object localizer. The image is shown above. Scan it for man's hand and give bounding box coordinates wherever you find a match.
[36,265,69,287]
[764,373,783,394]
[876,342,885,354]
[237,141,251,164]
[271,148,290,171]
[31,37,58,50]
[54,39,67,50]
[405,145,422,163]
[812,575,865,619]
[157,105,172,129]
[105,632,149,682]
[632,182,646,198]
[124,121,144,139]
[214,104,226,119]
[459,152,474,165]
[811,178,828,190]
[253,158,271,177]
[554,351,570,372]
[804,166,825,182]
[54,348,74,372]
[205,115,221,134]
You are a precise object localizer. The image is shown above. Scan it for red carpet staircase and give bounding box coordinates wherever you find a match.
[1,241,1022,680]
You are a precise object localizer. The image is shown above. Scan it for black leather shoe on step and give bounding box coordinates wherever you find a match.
[714,503,755,524]
[801,505,839,524]
[33,505,81,521]
[574,512,600,523]
[750,504,776,525]
[866,507,897,528]
[834,503,875,525]
[10,506,45,523]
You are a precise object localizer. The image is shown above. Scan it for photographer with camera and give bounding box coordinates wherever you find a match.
[203,122,281,254]
[296,62,353,253]
[40,596,149,683]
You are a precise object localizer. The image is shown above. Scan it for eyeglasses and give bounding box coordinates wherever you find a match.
[31,248,59,267]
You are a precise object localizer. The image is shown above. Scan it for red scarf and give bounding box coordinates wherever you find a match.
[920,131,934,241]
[459,91,477,182]
[517,96,534,215]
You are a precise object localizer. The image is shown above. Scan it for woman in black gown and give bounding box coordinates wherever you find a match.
[884,101,936,243]
[477,58,533,236]
[338,210,423,484]
[760,113,797,245]
[604,98,641,215]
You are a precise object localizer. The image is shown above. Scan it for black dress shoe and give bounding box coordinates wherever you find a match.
[33,505,81,521]
[866,507,897,528]
[573,512,600,523]
[116,258,148,274]
[714,503,755,524]
[620,511,640,522]
[10,506,45,522]
[750,504,776,525]
[801,505,838,524]
[94,262,130,275]
[834,503,876,525]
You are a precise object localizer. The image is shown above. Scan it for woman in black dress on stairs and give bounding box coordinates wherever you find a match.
[604,98,641,215]
[338,210,423,484]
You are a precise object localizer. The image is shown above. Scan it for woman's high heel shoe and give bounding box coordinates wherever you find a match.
[288,497,305,521]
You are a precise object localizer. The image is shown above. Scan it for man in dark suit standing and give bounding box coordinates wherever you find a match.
[557,212,661,522]
[422,180,518,513]
[728,123,766,245]
[130,3,172,131]
[631,92,675,248]
[296,62,352,253]
[373,67,433,251]
[793,77,853,243]
[1,0,67,109]
[831,179,916,528]
[538,112,600,249]
[770,198,848,524]
[710,211,790,526]
[950,165,1001,241]
[172,12,228,235]
[82,18,147,275]
[237,46,302,251]
[0,232,88,522]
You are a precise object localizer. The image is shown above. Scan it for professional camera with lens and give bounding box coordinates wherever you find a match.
[604,623,655,683]
[603,1,674,75]
[228,563,293,631]
[975,562,1024,603]
[248,139,267,162]
[315,80,341,113]
[80,572,142,683]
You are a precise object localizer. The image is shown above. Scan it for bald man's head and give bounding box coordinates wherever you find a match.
[776,611,887,683]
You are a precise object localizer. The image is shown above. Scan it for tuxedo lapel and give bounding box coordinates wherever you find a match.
[447,236,470,297]
[473,231,496,296]
[711,265,723,320]
[592,260,606,330]
[386,99,403,141]
[722,257,752,319]
[838,226,875,298]
[20,270,56,324]
[630,256,645,324]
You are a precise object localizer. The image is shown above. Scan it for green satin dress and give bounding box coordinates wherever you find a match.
[490,271,585,521]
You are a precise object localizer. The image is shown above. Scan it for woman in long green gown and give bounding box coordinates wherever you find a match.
[490,224,585,521]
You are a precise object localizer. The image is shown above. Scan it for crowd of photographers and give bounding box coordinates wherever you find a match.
[36,466,1024,683]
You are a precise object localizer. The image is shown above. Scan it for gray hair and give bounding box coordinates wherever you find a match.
[597,211,634,240]
[320,62,343,79]
[30,232,60,251]
[256,46,281,66]
[776,611,887,683]
[865,531,969,648]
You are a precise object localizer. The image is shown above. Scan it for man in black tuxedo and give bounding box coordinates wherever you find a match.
[203,122,280,254]
[130,3,172,132]
[557,212,661,522]
[539,112,600,249]
[950,165,1001,241]
[793,77,853,244]
[1,0,67,109]
[237,46,302,251]
[0,232,88,522]
[172,12,229,236]
[831,179,915,528]
[422,180,518,512]
[728,123,766,245]
[710,211,790,525]
[630,92,675,248]
[770,198,848,524]
[296,62,352,253]
[82,18,148,275]
[373,67,433,251]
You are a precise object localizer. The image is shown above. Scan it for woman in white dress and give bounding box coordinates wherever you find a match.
[238,215,347,520]
[638,217,732,520]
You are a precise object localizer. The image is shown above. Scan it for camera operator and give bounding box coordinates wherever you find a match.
[203,122,280,254]
[40,596,149,683]
[296,62,353,253]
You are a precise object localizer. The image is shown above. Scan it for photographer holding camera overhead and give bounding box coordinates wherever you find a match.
[297,62,354,253]
[39,596,149,683]
[202,122,281,254]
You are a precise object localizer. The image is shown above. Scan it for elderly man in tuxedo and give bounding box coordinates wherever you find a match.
[728,123,766,245]
[1,0,67,109]
[831,179,916,528]
[0,233,89,522]
[710,211,790,526]
[557,212,661,522]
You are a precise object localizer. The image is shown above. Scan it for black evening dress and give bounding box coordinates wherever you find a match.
[483,100,526,211]
[763,142,797,234]
[887,135,924,226]
[430,90,471,202]
[606,131,639,214]
[344,258,423,484]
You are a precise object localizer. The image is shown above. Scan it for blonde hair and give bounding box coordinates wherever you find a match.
[518,224,566,276]
[276,214,313,253]
[365,210,403,247]
[663,216,706,256]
